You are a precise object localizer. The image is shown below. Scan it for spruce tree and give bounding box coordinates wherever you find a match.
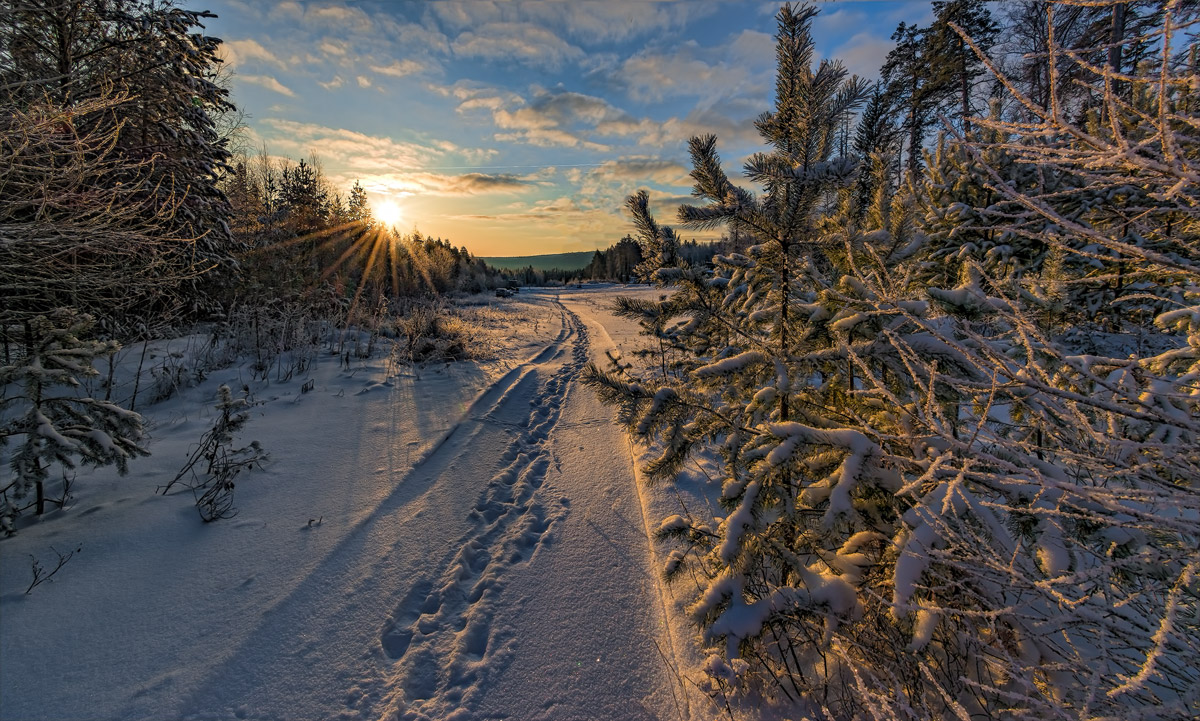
[589,3,1199,717]
[1,311,148,533]
[347,181,372,224]
[585,3,937,709]
[1,0,235,324]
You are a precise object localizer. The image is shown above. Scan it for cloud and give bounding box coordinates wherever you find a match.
[463,87,634,151]
[306,4,375,34]
[449,173,534,193]
[451,22,584,70]
[429,1,712,44]
[570,156,695,221]
[526,2,710,44]
[356,75,372,88]
[319,40,347,57]
[529,196,581,214]
[260,119,443,170]
[648,192,705,221]
[617,46,749,104]
[354,171,539,198]
[266,1,302,22]
[453,82,764,154]
[444,202,619,230]
[599,29,774,109]
[430,79,521,106]
[239,74,296,97]
[587,104,762,150]
[591,157,692,187]
[220,39,286,70]
[458,96,506,112]
[253,2,448,76]
[257,120,508,198]
[814,8,870,37]
[427,140,500,165]
[727,29,775,69]
[427,2,500,32]
[494,91,618,130]
[318,76,344,90]
[831,32,895,81]
[493,129,609,153]
[370,60,424,78]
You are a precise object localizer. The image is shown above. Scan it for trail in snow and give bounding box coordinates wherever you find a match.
[376,305,589,716]
[1,290,691,721]
[184,298,680,721]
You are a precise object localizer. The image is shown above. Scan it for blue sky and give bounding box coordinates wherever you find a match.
[207,1,933,256]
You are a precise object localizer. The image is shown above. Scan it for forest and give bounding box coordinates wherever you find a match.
[2,0,1198,719]
[585,1,1200,718]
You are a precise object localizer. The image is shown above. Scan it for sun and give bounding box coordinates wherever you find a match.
[375,200,403,226]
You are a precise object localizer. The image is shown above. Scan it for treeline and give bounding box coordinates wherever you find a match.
[505,236,720,285]
[0,0,500,345]
[587,2,1198,720]
[224,151,501,306]
[0,0,500,530]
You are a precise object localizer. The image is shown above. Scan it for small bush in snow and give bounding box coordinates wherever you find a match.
[25,544,81,594]
[394,300,496,365]
[162,384,267,522]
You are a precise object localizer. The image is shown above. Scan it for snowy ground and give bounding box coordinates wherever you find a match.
[0,287,719,721]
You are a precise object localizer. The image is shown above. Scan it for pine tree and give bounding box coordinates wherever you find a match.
[584,4,953,710]
[588,2,1199,717]
[279,158,329,234]
[850,84,899,221]
[1,311,148,533]
[881,22,935,175]
[880,0,998,174]
[627,190,680,282]
[225,158,265,247]
[916,102,1078,293]
[347,181,372,224]
[1,0,236,326]
[925,0,999,133]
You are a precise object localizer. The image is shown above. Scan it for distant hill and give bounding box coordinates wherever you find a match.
[480,251,595,272]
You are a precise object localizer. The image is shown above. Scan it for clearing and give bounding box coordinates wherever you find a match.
[0,287,708,721]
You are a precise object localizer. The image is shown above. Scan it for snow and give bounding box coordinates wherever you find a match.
[694,350,768,378]
[658,515,689,535]
[718,480,761,562]
[908,607,938,652]
[0,287,698,721]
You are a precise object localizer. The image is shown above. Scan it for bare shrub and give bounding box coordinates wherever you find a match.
[160,384,267,522]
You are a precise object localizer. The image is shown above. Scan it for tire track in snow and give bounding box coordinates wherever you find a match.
[376,305,592,720]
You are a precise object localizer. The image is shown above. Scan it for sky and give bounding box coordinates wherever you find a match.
[206,1,934,257]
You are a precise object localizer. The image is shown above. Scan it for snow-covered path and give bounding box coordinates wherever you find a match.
[1,291,688,721]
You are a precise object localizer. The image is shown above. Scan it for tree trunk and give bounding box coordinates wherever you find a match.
[779,236,790,422]
[1106,2,1128,114]
[960,37,971,132]
[1108,3,1127,76]
[907,72,921,174]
